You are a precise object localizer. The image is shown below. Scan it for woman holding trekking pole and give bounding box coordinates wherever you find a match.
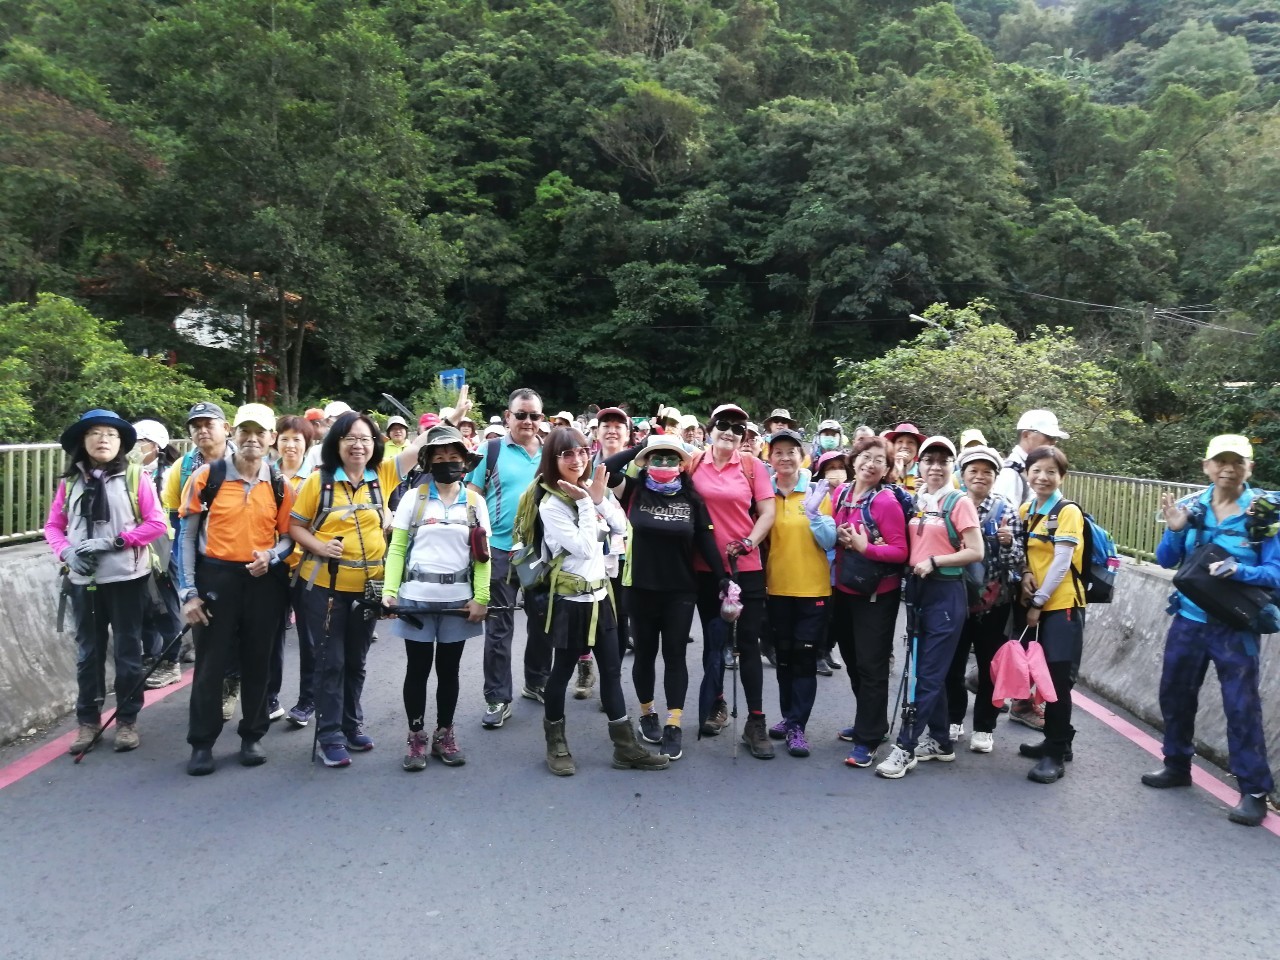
[382,425,492,772]
[876,436,983,780]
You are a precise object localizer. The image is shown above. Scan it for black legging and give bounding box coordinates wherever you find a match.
[695,570,765,713]
[403,639,466,731]
[946,603,1011,732]
[630,587,696,710]
[545,598,626,723]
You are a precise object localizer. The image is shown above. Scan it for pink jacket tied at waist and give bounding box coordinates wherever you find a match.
[990,629,1058,706]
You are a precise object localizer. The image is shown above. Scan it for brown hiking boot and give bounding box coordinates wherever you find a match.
[700,699,729,736]
[573,657,595,700]
[608,718,669,771]
[741,714,775,759]
[113,721,140,752]
[544,718,575,776]
[69,723,101,755]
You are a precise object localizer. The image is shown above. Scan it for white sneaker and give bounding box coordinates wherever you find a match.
[875,744,918,779]
[970,731,994,753]
[949,722,965,741]
[914,734,956,762]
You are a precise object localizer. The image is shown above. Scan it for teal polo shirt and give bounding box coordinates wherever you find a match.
[466,438,540,551]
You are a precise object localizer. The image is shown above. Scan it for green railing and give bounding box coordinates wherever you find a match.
[1063,472,1206,563]
[0,441,193,546]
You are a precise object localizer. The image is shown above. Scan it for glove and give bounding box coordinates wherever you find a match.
[75,537,115,556]
[803,479,829,521]
[67,551,98,576]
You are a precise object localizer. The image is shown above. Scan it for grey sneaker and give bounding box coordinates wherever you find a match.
[914,735,956,762]
[876,744,917,779]
[520,684,545,704]
[113,721,140,752]
[431,726,466,766]
[145,659,181,689]
[482,701,512,729]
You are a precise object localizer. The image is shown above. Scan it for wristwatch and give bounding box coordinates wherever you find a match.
[742,538,754,553]
[113,535,127,550]
[929,556,939,572]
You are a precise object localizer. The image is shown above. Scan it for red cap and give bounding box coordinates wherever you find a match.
[419,412,441,430]
[304,408,325,422]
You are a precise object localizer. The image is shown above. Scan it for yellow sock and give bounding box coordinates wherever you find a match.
[667,708,683,728]
[641,701,656,716]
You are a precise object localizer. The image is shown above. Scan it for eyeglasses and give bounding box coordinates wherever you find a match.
[855,456,888,467]
[341,436,374,446]
[85,429,119,440]
[712,419,746,436]
[511,411,545,422]
[647,453,682,467]
[557,447,591,461]
[920,455,953,466]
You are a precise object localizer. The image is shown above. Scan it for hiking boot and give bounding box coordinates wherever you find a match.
[431,726,466,766]
[221,677,240,722]
[69,723,101,755]
[608,718,670,770]
[187,746,215,776]
[815,657,833,677]
[267,698,285,722]
[785,724,811,758]
[1228,793,1268,827]
[969,731,994,754]
[1141,764,1192,788]
[239,738,267,767]
[319,742,351,768]
[1019,739,1074,762]
[741,714,774,759]
[844,743,875,768]
[915,735,955,762]
[875,744,917,779]
[768,718,788,740]
[639,712,661,744]
[345,727,374,752]
[1009,700,1044,731]
[286,702,314,727]
[1027,754,1065,784]
[113,721,140,753]
[700,699,729,737]
[660,725,683,760]
[544,718,575,776]
[520,683,545,704]
[145,659,181,689]
[482,701,512,729]
[402,731,428,772]
[573,658,595,700]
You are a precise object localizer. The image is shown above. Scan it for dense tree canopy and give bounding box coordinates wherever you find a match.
[1,1,1276,480]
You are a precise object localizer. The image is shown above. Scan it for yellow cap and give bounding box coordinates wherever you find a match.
[233,403,275,432]
[1204,434,1252,461]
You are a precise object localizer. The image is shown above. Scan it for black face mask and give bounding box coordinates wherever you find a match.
[429,462,468,485]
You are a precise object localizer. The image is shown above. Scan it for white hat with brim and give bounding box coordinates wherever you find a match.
[710,403,749,422]
[1205,434,1253,460]
[323,401,352,420]
[677,414,700,432]
[233,403,276,432]
[918,435,958,459]
[482,424,505,438]
[958,445,1002,473]
[553,411,575,425]
[636,435,692,469]
[133,419,170,449]
[1016,410,1069,439]
[386,415,409,431]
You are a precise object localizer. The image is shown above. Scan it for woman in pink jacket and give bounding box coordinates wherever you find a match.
[44,409,167,756]
[830,435,910,768]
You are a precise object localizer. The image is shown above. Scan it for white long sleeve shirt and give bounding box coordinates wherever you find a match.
[539,493,627,603]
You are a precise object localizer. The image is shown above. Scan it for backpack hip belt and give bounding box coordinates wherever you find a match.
[407,567,471,585]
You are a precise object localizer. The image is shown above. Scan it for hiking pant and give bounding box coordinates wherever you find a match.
[696,570,765,714]
[545,599,625,723]
[831,587,901,749]
[630,588,696,711]
[1160,615,1274,794]
[300,584,375,746]
[898,577,967,753]
[404,638,467,731]
[611,566,631,658]
[71,576,147,727]
[188,560,288,747]
[947,603,1011,733]
[769,595,828,730]
[483,550,552,703]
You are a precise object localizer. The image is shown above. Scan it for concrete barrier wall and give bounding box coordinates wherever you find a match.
[1080,558,1280,782]
[0,543,79,743]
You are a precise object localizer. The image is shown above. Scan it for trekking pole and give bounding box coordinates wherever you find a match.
[727,555,740,762]
[312,538,343,766]
[73,595,212,763]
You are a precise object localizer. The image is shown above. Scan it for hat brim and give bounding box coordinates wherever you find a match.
[420,440,482,472]
[60,414,137,455]
[636,442,692,469]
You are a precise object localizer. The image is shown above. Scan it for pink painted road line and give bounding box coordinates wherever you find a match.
[0,671,193,792]
[1072,689,1279,837]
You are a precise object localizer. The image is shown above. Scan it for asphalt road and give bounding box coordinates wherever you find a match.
[1,611,1277,960]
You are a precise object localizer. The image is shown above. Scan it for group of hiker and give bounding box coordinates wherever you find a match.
[43,390,1278,827]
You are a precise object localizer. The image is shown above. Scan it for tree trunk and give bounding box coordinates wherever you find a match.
[277,290,292,406]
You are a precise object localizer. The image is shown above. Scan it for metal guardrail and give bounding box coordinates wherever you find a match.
[1064,472,1206,563]
[0,441,194,546]
[0,444,1209,555]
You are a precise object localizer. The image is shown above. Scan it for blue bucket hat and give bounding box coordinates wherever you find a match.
[60,409,137,455]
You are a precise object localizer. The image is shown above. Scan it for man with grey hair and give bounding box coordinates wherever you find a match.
[466,387,552,728]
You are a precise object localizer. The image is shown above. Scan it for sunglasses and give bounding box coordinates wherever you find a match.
[712,419,746,436]
[647,453,683,467]
[557,447,591,461]
[511,410,545,421]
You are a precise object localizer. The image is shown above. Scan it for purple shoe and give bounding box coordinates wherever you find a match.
[786,724,811,758]
[768,719,788,741]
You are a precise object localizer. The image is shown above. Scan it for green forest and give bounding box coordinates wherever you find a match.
[2,1,1278,481]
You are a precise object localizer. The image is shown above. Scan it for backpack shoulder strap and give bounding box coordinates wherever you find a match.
[125,462,144,526]
[269,463,286,509]
[937,490,967,549]
[482,437,502,491]
[310,469,337,533]
[739,454,754,483]
[199,458,228,509]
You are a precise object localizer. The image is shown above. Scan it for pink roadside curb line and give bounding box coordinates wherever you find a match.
[1071,689,1279,837]
[0,671,194,792]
